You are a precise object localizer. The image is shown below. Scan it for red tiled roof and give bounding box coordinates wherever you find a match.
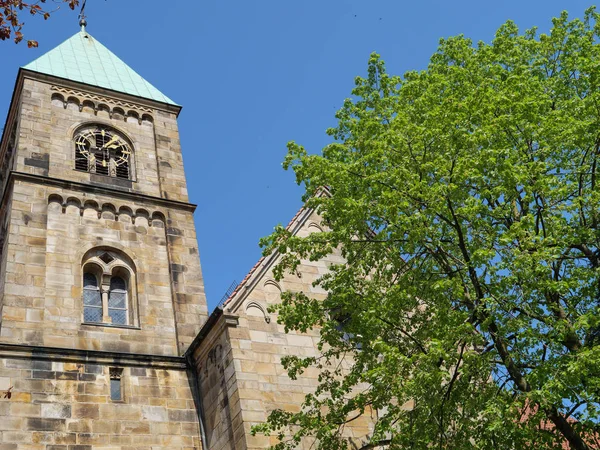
[221,187,331,309]
[520,403,599,449]
[220,203,309,309]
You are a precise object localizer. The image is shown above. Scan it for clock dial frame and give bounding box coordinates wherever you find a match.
[74,127,132,179]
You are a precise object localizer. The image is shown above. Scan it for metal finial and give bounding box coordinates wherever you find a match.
[78,0,88,32]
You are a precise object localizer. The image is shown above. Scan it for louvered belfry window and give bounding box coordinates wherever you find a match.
[74,126,132,180]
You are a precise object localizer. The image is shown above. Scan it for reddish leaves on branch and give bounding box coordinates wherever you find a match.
[1,1,79,46]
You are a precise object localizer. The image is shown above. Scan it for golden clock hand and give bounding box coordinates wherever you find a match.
[102,135,119,149]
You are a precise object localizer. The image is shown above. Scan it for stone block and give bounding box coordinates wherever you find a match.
[71,404,99,420]
[0,377,11,391]
[90,419,119,434]
[120,421,150,434]
[41,403,71,419]
[167,408,197,423]
[141,405,168,422]
[84,364,103,374]
[24,417,66,431]
[10,402,41,416]
[2,432,31,444]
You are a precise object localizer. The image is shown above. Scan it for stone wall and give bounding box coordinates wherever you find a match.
[0,73,208,355]
[13,77,187,200]
[191,209,376,449]
[0,349,201,449]
[0,58,208,449]
[0,170,206,356]
[192,317,244,450]
[0,54,382,450]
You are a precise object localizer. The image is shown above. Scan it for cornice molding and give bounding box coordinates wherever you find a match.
[20,69,182,116]
[184,309,239,360]
[0,342,187,369]
[9,171,197,213]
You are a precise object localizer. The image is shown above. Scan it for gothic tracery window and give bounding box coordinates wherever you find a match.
[74,125,132,180]
[81,249,136,327]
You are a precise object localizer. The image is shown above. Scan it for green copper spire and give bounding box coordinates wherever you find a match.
[23,29,178,106]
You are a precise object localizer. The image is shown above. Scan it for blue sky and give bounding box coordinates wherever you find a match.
[0,0,595,311]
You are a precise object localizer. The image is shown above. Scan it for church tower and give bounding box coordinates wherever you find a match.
[0,24,207,447]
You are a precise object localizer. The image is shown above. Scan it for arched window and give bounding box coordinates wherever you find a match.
[81,249,137,327]
[74,125,133,180]
[109,276,128,325]
[83,272,102,323]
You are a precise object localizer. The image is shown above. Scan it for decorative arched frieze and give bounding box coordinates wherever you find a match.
[83,200,100,218]
[47,194,166,230]
[66,96,80,111]
[307,221,324,233]
[97,104,111,119]
[48,194,63,213]
[117,206,134,223]
[50,85,153,125]
[263,279,282,292]
[134,209,150,227]
[126,111,139,124]
[101,203,117,220]
[65,197,82,215]
[81,100,95,114]
[151,211,166,228]
[48,193,63,204]
[245,300,271,323]
[51,93,65,108]
[263,278,283,304]
[112,107,125,121]
[141,114,153,126]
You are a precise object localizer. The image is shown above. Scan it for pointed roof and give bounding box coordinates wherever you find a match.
[23,29,177,106]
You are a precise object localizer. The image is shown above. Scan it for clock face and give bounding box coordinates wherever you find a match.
[75,127,131,178]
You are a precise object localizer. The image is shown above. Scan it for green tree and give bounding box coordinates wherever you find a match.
[1,1,79,47]
[255,8,600,450]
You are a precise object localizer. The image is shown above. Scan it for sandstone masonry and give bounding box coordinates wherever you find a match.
[0,29,377,450]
